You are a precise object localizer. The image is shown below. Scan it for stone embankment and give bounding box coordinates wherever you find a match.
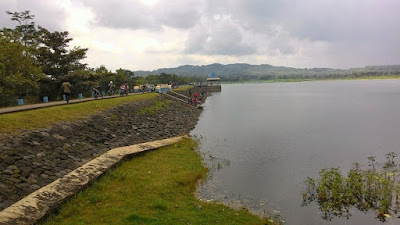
[0,87,206,211]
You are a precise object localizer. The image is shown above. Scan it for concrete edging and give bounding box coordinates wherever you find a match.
[0,135,188,225]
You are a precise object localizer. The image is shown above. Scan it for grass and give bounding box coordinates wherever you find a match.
[0,93,158,134]
[139,99,170,115]
[41,138,270,225]
[174,86,193,91]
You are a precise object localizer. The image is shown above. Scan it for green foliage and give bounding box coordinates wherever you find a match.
[6,10,37,47]
[0,29,43,106]
[35,26,88,78]
[1,10,88,105]
[41,138,269,225]
[302,153,399,222]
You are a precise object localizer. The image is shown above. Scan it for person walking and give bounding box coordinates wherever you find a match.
[108,81,115,95]
[62,81,71,103]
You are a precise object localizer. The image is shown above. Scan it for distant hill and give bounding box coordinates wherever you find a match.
[134,63,400,80]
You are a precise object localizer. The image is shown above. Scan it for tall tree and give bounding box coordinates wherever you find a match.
[6,10,37,47]
[0,29,43,106]
[35,26,88,78]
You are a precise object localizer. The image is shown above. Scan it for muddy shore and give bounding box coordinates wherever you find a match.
[0,88,206,211]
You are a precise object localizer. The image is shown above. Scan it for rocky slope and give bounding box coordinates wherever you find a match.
[0,88,205,210]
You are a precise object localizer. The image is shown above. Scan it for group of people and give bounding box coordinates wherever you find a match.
[188,88,207,106]
[62,81,205,105]
[61,80,130,103]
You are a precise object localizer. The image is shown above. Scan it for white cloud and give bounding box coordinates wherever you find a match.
[0,0,399,71]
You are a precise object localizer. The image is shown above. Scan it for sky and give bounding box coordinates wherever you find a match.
[0,0,399,71]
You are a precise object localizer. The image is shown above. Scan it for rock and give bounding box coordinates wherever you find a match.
[40,132,50,137]
[0,183,9,195]
[3,157,15,165]
[29,184,40,190]
[0,203,7,210]
[23,155,35,160]
[9,177,21,183]
[27,177,37,184]
[20,167,32,178]
[3,169,13,175]
[55,173,63,178]
[32,162,42,167]
[44,170,54,176]
[60,150,68,155]
[31,141,41,146]
[36,152,46,157]
[51,133,66,141]
[7,165,18,171]
[40,174,49,179]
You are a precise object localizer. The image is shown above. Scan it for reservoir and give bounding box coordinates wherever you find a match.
[191,80,400,225]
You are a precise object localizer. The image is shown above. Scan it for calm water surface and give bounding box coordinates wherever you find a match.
[191,80,400,225]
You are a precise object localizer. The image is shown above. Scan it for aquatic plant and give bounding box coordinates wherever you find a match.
[302,152,399,222]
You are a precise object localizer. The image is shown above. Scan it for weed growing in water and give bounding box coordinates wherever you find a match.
[302,152,399,222]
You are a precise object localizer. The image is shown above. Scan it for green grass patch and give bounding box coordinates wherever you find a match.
[139,99,170,115]
[0,93,158,134]
[174,86,193,91]
[41,138,271,225]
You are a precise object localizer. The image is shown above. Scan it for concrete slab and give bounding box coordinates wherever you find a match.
[0,135,188,225]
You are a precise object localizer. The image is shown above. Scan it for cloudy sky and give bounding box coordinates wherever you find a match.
[1,0,399,71]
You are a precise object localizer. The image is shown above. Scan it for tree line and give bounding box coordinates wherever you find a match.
[134,63,400,82]
[0,10,202,107]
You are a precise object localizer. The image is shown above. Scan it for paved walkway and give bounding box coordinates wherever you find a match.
[0,93,144,115]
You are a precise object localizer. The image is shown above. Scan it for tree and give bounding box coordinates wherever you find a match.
[95,65,109,74]
[6,10,37,47]
[146,74,160,85]
[0,29,43,106]
[35,26,88,78]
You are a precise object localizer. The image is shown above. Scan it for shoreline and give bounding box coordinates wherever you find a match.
[40,138,270,225]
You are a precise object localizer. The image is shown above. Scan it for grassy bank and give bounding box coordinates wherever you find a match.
[41,138,270,225]
[0,93,158,134]
[174,85,192,91]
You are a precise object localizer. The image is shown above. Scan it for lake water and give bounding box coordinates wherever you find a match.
[191,80,400,225]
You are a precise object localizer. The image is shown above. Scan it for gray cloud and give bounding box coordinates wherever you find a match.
[278,0,400,42]
[79,0,157,30]
[0,0,399,68]
[184,15,256,56]
[80,0,202,30]
[0,0,67,31]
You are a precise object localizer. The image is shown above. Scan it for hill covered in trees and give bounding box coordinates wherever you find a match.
[135,63,400,82]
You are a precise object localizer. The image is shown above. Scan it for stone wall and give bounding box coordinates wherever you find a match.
[0,87,207,211]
